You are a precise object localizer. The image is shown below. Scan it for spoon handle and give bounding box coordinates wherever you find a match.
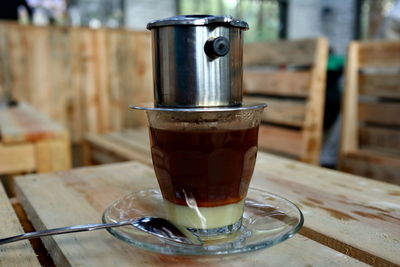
[0,220,134,245]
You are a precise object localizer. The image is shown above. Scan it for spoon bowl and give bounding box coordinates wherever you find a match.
[131,217,203,245]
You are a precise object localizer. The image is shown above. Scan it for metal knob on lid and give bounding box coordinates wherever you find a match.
[147,15,249,108]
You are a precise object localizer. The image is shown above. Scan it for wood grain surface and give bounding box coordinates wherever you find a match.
[340,42,360,156]
[358,41,400,67]
[244,39,317,66]
[0,102,66,144]
[243,38,327,165]
[359,102,400,126]
[243,70,310,97]
[0,102,72,174]
[245,96,306,128]
[359,126,400,153]
[0,143,35,174]
[0,23,153,143]
[258,125,303,158]
[359,73,400,98]
[340,150,400,185]
[14,161,370,266]
[253,153,400,266]
[0,183,40,266]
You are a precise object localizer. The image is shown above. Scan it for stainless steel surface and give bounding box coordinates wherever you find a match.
[147,15,249,30]
[0,217,201,246]
[130,103,267,112]
[149,15,247,108]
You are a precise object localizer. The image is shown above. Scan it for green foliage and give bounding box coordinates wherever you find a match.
[178,0,281,42]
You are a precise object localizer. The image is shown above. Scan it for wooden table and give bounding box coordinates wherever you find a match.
[0,102,71,176]
[9,152,400,266]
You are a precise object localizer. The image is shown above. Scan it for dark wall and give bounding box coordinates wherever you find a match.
[0,1,31,20]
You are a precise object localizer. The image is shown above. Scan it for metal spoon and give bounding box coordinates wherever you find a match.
[0,216,202,246]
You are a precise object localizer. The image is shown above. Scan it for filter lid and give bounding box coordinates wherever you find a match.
[147,15,249,30]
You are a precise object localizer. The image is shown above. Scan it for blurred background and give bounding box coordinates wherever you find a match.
[1,0,397,51]
[0,0,399,181]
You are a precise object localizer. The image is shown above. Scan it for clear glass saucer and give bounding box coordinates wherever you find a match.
[102,188,303,256]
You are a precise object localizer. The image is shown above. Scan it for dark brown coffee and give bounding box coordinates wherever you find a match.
[149,126,259,207]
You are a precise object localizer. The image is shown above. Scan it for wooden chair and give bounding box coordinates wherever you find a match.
[339,40,400,184]
[243,38,328,164]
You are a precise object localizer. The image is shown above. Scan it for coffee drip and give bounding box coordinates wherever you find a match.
[130,15,266,236]
[132,14,266,110]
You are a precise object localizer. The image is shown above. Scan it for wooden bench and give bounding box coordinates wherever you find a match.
[84,127,151,166]
[243,38,328,164]
[0,102,72,193]
[339,40,400,184]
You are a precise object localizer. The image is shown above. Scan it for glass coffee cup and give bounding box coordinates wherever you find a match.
[144,105,265,239]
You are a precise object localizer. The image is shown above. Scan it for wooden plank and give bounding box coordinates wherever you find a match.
[85,132,152,166]
[35,140,54,173]
[68,27,81,143]
[340,42,360,156]
[10,197,56,266]
[127,31,153,128]
[339,150,400,185]
[359,125,400,152]
[108,128,150,152]
[359,73,400,99]
[123,128,150,143]
[244,39,317,66]
[300,38,328,164]
[29,27,53,116]
[0,144,36,174]
[105,30,124,132]
[15,162,367,266]
[47,27,72,127]
[253,153,400,265]
[245,96,306,127]
[7,24,31,102]
[0,22,153,143]
[95,29,111,134]
[83,29,100,137]
[0,23,11,102]
[0,101,71,174]
[358,41,400,67]
[359,102,400,126]
[90,146,128,165]
[0,24,5,98]
[117,28,156,129]
[258,124,303,157]
[0,102,66,144]
[243,70,310,97]
[106,29,152,131]
[35,137,72,173]
[0,183,41,266]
